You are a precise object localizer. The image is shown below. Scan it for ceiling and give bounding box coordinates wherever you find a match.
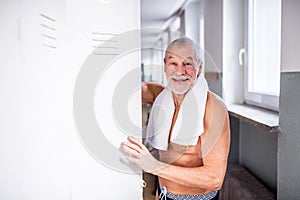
[140,0,187,47]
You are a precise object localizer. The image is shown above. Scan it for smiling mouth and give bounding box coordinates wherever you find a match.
[172,77,190,82]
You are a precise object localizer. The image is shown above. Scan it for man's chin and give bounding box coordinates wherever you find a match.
[170,86,191,95]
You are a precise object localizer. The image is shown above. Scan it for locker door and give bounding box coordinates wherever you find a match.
[67,0,142,199]
[0,0,142,199]
[0,0,69,199]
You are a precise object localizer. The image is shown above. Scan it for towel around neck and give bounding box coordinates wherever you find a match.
[146,75,209,151]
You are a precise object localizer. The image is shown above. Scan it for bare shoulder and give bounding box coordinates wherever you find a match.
[207,91,228,112]
[205,91,230,134]
[202,91,230,161]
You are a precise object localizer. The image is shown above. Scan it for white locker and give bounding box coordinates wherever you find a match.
[0,0,142,199]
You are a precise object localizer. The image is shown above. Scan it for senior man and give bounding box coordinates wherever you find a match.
[120,37,230,200]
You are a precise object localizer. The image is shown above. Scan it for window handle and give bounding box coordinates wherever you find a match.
[239,48,245,66]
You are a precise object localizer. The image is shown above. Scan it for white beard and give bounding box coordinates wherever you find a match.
[167,75,193,94]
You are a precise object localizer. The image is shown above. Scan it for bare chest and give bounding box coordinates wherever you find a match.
[159,140,203,167]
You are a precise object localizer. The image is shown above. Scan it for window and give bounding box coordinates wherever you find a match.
[244,0,281,111]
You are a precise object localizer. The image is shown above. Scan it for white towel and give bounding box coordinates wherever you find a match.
[146,75,209,151]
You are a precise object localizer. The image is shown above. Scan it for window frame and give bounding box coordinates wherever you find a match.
[244,0,281,111]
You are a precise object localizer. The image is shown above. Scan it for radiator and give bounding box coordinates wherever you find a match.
[219,165,275,200]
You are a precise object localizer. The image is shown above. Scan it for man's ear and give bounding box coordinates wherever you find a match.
[197,61,203,78]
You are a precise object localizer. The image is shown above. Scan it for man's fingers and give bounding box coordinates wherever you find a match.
[121,141,141,153]
[120,143,140,158]
[127,136,147,151]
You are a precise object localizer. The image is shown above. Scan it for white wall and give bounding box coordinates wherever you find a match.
[222,0,244,104]
[204,0,222,72]
[0,0,142,199]
[184,0,207,71]
[184,1,201,44]
[281,0,300,72]
[278,0,300,199]
[151,39,164,83]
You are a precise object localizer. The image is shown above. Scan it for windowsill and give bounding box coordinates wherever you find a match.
[227,103,279,133]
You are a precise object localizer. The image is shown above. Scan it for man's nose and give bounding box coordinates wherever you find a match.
[175,64,185,75]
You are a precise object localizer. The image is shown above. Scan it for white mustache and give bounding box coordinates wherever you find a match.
[169,75,192,81]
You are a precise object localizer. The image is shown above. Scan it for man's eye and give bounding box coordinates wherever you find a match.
[184,62,193,66]
[170,62,177,65]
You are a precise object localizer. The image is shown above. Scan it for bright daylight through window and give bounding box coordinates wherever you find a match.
[245,0,281,111]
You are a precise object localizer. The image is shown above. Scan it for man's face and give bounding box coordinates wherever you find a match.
[164,44,200,94]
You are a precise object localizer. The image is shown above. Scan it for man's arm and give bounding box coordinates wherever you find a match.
[142,82,164,104]
[120,111,230,191]
[154,112,230,191]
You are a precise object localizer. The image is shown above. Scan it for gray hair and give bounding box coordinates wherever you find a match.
[164,37,201,67]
